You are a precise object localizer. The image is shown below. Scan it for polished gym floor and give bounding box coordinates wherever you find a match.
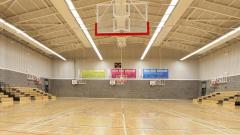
[0,98,240,135]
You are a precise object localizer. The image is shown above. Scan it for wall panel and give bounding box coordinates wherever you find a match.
[200,42,240,80]
[52,59,199,80]
[50,79,200,99]
[0,35,52,78]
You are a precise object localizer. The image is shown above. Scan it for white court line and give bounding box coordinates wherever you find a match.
[163,110,230,135]
[121,100,128,135]
[122,113,128,135]
[21,103,92,132]
[146,103,232,135]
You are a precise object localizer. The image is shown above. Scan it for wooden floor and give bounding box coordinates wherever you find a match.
[0,98,240,135]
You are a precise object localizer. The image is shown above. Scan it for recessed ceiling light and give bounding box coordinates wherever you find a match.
[0,18,66,61]
[180,26,240,61]
[140,0,179,60]
[65,0,103,60]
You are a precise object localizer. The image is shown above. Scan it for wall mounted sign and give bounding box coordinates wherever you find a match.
[114,62,121,68]
[143,69,168,79]
[81,70,105,78]
[111,68,136,78]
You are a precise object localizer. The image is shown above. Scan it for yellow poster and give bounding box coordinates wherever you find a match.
[81,70,105,78]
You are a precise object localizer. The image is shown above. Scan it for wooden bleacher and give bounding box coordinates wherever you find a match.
[0,92,14,105]
[0,84,56,104]
[10,87,56,102]
[193,91,240,107]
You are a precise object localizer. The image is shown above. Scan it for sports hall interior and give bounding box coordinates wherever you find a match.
[0,0,240,135]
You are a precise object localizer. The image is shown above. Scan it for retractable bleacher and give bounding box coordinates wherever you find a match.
[0,92,14,105]
[193,91,240,107]
[12,87,56,101]
[0,82,14,105]
[0,82,56,104]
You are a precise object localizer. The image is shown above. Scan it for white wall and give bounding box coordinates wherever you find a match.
[200,42,240,80]
[52,58,199,80]
[0,34,200,80]
[0,35,52,78]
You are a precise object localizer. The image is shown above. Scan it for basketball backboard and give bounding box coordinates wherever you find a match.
[96,0,149,36]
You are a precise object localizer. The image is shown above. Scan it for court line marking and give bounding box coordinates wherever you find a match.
[164,103,240,134]
[26,106,92,132]
[15,103,92,132]
[165,110,230,135]
[121,99,128,135]
[146,102,233,135]
[122,113,128,135]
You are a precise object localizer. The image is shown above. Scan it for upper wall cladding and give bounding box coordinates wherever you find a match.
[0,35,53,78]
[199,41,240,80]
[52,58,200,80]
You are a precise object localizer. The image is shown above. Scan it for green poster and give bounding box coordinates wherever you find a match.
[81,70,105,78]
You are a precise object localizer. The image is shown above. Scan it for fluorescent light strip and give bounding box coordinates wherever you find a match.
[0,18,66,61]
[180,26,240,61]
[140,0,179,60]
[65,0,103,60]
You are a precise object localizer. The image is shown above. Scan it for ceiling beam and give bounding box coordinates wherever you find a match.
[168,37,207,45]
[180,26,240,60]
[81,13,163,27]
[76,3,166,17]
[41,35,77,44]
[175,31,212,40]
[47,39,80,47]
[180,21,240,41]
[73,0,109,10]
[16,23,62,26]
[151,0,194,48]
[50,0,91,48]
[192,0,240,19]
[179,25,217,37]
[181,21,230,34]
[7,7,58,23]
[167,39,201,47]
[26,24,68,37]
[53,44,82,53]
[31,29,69,38]
[183,18,240,22]
[171,32,210,45]
[162,42,197,52]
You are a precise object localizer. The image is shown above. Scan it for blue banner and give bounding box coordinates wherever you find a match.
[143,69,168,79]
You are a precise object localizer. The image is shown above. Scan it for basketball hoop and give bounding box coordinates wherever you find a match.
[115,75,128,85]
[95,0,149,36]
[110,75,128,86]
[210,80,219,88]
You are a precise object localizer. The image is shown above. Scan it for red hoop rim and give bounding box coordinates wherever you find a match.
[95,22,150,36]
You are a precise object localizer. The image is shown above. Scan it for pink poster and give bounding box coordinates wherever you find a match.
[111,68,124,78]
[111,68,136,78]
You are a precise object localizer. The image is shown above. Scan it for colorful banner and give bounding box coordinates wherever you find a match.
[111,68,136,78]
[81,70,105,78]
[143,69,168,79]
